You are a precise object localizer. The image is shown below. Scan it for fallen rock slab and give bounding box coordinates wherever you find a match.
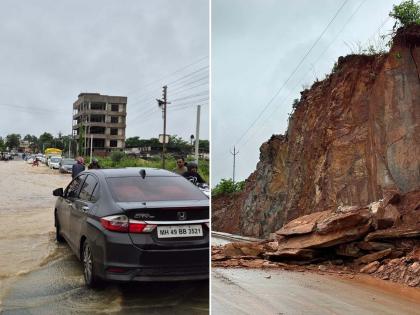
[278,222,371,250]
[365,228,420,241]
[316,208,370,234]
[360,261,380,274]
[374,204,401,229]
[265,248,318,261]
[355,248,392,264]
[356,241,395,252]
[276,210,331,236]
[223,242,264,257]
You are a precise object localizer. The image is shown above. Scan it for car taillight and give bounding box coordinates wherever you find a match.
[100,215,156,233]
[100,215,129,232]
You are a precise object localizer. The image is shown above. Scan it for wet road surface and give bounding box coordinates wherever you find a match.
[0,161,208,314]
[212,236,420,315]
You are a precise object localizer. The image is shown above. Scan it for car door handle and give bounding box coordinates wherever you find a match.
[82,206,89,212]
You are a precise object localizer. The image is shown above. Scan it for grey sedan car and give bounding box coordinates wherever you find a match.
[53,168,209,287]
[59,158,77,173]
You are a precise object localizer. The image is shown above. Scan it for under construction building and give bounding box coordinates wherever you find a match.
[72,93,127,155]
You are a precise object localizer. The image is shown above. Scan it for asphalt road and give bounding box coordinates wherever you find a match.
[212,235,420,315]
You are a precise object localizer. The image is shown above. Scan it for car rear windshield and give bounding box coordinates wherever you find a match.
[106,176,207,202]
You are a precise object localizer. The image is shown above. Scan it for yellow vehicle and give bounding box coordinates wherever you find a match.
[44,148,62,157]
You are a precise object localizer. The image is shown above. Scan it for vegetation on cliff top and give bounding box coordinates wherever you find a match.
[212,178,245,197]
[390,0,420,30]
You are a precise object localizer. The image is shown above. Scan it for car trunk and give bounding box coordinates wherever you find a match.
[117,200,209,250]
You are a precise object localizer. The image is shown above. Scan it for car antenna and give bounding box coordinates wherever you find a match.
[140,169,146,179]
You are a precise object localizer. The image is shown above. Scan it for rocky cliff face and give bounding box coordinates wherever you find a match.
[213,25,420,238]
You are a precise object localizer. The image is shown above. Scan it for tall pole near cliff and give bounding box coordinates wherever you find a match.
[230,146,239,184]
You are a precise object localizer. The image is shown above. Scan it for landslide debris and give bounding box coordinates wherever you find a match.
[212,189,420,288]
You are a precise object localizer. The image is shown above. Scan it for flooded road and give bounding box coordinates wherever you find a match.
[212,236,420,315]
[0,161,208,314]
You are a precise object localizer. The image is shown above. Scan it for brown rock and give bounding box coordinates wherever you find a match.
[275,210,330,236]
[357,241,394,251]
[365,228,420,241]
[377,265,385,273]
[316,208,371,235]
[336,243,362,257]
[223,243,243,257]
[240,259,265,268]
[409,262,420,274]
[360,261,380,274]
[266,248,318,261]
[212,254,227,261]
[374,204,401,229]
[222,242,264,257]
[408,278,420,287]
[388,250,405,259]
[355,248,392,264]
[382,189,401,206]
[409,247,420,260]
[264,241,279,252]
[278,222,371,250]
[240,244,264,257]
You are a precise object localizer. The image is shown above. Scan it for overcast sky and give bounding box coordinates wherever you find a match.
[0,0,208,141]
[212,0,401,185]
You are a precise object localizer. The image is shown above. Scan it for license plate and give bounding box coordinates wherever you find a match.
[157,225,203,238]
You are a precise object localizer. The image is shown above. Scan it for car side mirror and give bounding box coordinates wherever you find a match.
[53,188,64,197]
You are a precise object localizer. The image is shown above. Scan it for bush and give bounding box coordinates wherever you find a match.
[390,0,420,30]
[110,151,125,163]
[212,178,245,196]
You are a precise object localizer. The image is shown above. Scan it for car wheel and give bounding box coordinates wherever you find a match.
[82,242,100,288]
[55,215,65,243]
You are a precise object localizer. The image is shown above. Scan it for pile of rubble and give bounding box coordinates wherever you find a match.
[212,189,420,287]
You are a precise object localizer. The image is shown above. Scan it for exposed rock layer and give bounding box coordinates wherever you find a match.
[213,26,420,237]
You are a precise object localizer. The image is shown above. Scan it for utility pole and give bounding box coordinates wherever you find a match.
[90,135,93,164]
[157,85,170,168]
[194,105,201,164]
[230,146,239,184]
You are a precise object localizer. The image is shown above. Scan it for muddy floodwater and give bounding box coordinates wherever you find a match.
[0,160,208,314]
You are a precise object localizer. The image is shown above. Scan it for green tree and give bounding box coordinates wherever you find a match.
[5,134,21,150]
[390,0,420,30]
[199,140,209,152]
[0,137,5,151]
[212,178,245,196]
[39,132,54,151]
[126,136,141,148]
[168,135,190,153]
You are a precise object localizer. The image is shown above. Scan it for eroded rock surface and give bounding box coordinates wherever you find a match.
[212,25,420,238]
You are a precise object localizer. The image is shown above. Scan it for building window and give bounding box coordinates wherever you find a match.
[90,115,105,123]
[110,140,118,147]
[110,128,118,135]
[110,116,119,123]
[90,127,106,134]
[111,104,119,112]
[91,102,106,110]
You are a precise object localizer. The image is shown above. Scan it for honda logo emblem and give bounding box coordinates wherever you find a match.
[177,211,187,221]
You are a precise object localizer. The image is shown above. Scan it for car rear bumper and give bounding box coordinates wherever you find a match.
[90,227,209,282]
